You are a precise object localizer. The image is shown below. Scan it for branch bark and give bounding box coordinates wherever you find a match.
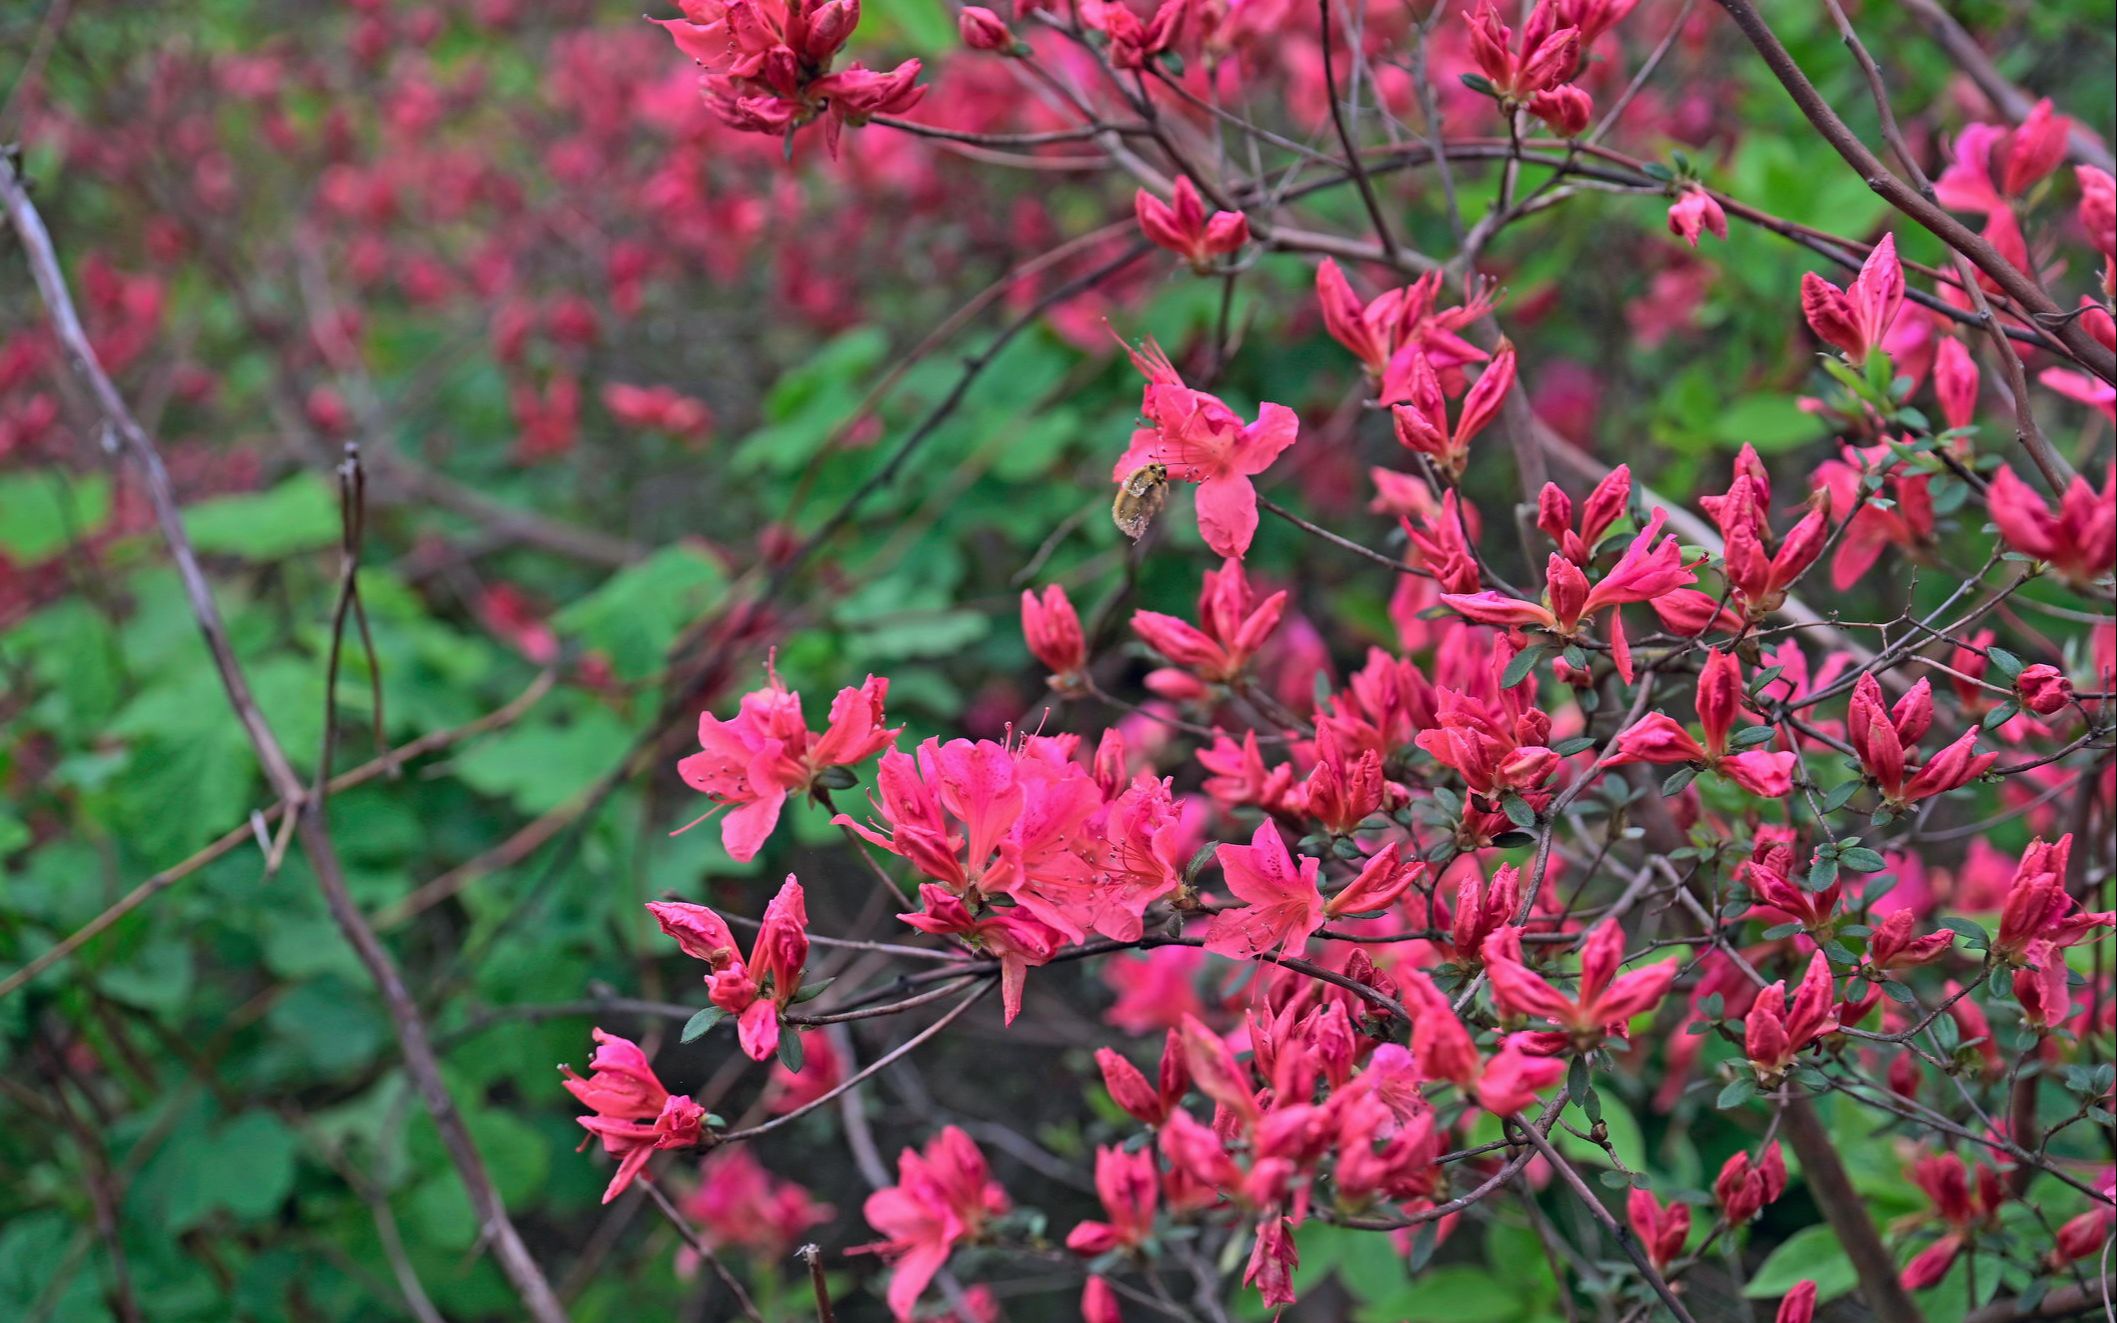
[1708,0,2116,384]
[0,154,571,1323]
[1779,1093,1927,1323]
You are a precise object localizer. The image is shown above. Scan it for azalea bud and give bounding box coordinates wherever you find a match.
[1776,1280,1818,1323]
[2016,663,2073,715]
[1022,584,1087,682]
[1528,84,1593,137]
[958,5,1015,51]
[1666,184,1728,248]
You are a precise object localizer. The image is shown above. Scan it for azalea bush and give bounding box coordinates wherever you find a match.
[1,0,2113,1320]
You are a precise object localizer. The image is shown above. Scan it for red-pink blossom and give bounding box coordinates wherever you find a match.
[1112,341,1299,559]
[561,1029,707,1203]
[1136,177,1250,270]
[858,1126,1010,1321]
[1801,234,1905,363]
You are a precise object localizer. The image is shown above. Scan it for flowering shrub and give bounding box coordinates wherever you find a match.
[0,0,2112,1321]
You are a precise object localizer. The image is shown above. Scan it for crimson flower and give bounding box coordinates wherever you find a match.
[1743,950,1838,1081]
[1986,463,2116,587]
[1607,648,1797,797]
[1800,233,1905,364]
[560,1029,707,1203]
[1111,341,1299,559]
[857,1127,1010,1321]
[1203,820,1324,959]
[1484,919,1679,1042]
[1847,674,1998,808]
[648,874,811,1061]
[678,666,897,861]
[1136,177,1249,270]
[1715,1142,1787,1224]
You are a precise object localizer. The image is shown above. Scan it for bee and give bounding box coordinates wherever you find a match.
[1111,462,1169,541]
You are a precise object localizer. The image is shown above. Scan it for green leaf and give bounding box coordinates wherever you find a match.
[1715,394,1827,454]
[1500,793,1538,829]
[1746,1224,1859,1302]
[1983,646,2023,679]
[554,544,729,681]
[0,471,112,562]
[1661,766,1698,795]
[777,1028,805,1073]
[1838,846,1886,872]
[1501,644,1548,688]
[1716,1077,1758,1109]
[681,1007,726,1043]
[185,473,341,559]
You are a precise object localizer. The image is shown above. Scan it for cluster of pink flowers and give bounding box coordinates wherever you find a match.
[655,0,924,149]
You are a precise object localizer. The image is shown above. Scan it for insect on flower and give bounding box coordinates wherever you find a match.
[1112,461,1170,541]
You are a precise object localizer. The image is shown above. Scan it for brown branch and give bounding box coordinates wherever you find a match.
[1779,1093,1927,1323]
[0,154,571,1323]
[1896,0,2114,173]
[1706,0,2115,383]
[0,669,555,1000]
[1513,1119,1699,1323]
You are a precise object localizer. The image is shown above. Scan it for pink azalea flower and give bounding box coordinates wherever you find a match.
[1203,820,1325,959]
[678,666,898,861]
[857,1127,1010,1321]
[1111,340,1299,559]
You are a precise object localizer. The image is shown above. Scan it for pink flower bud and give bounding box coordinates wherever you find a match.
[958,4,1015,50]
[2015,662,2073,715]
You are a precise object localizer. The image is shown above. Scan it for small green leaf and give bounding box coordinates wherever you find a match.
[681,1008,726,1043]
[777,1028,805,1073]
[1502,645,1548,688]
[1717,1077,1757,1109]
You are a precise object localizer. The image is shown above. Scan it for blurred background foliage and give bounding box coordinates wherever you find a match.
[0,0,2110,1318]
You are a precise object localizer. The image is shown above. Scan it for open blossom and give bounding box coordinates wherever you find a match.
[1484,920,1678,1043]
[648,875,811,1061]
[561,1029,707,1203]
[1203,820,1324,958]
[1315,259,1489,385]
[1390,345,1517,479]
[680,1148,833,1259]
[678,666,897,861]
[1666,184,1727,248]
[859,1127,1010,1321]
[1813,441,1933,590]
[1441,507,1693,681]
[1112,340,1299,559]
[1476,1033,1569,1114]
[654,0,924,150]
[1899,1152,2006,1291]
[1715,1142,1787,1224]
[834,735,1113,940]
[1986,464,2117,587]
[1136,177,1249,270]
[1935,100,2071,215]
[1606,649,1797,797]
[1131,557,1287,688]
[1847,674,1998,807]
[1993,834,2113,961]
[1464,0,1582,102]
[1081,0,1183,68]
[1801,234,1905,364]
[1744,950,1838,1081]
[1066,1145,1159,1255]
